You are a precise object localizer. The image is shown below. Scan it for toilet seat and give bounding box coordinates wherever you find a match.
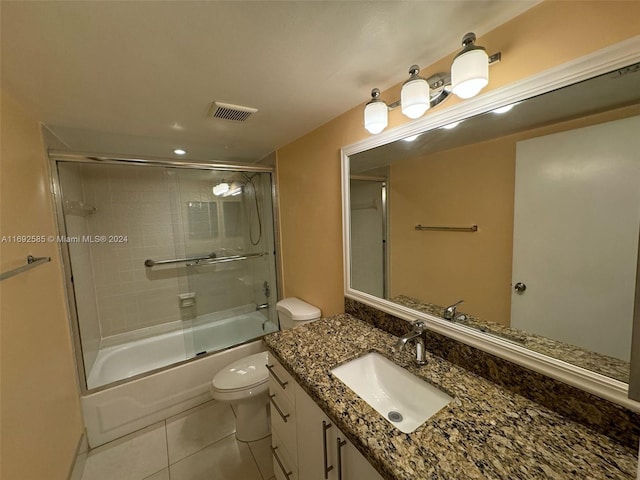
[211,351,269,398]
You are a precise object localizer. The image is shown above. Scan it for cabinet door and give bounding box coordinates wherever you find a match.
[295,383,335,480]
[294,383,384,480]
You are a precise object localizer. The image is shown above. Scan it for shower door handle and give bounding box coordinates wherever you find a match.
[265,364,288,389]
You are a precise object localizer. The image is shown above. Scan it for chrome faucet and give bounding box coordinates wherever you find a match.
[443,300,464,321]
[394,321,427,365]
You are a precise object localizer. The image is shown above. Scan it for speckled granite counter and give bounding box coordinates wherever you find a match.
[390,295,630,383]
[264,314,637,480]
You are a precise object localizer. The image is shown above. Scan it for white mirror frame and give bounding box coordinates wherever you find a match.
[342,35,640,411]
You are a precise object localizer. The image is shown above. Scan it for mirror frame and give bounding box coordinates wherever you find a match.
[341,36,640,411]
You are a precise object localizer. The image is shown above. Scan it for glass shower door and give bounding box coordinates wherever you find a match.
[173,168,279,358]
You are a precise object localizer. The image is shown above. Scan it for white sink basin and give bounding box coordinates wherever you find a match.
[330,352,452,433]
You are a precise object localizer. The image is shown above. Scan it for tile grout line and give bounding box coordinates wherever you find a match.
[246,439,265,480]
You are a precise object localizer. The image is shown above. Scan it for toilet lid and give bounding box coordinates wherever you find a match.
[212,351,269,391]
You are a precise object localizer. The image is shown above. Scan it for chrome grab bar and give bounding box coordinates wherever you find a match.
[322,421,333,479]
[265,364,288,389]
[269,394,290,423]
[415,224,478,232]
[0,255,51,281]
[144,252,216,267]
[270,446,292,479]
[185,252,266,267]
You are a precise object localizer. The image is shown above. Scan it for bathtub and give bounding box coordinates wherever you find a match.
[82,309,277,447]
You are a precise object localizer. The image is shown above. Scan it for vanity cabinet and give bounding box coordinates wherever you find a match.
[268,355,383,480]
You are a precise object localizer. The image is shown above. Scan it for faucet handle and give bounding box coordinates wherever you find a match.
[411,320,426,332]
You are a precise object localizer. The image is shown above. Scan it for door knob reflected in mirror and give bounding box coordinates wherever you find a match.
[514,282,527,293]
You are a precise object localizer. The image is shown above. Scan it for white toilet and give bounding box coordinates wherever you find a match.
[210,297,321,442]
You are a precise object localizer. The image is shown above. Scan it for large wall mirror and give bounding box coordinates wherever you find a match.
[342,39,640,408]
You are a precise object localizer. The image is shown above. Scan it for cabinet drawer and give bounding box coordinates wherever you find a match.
[269,387,297,458]
[266,354,295,405]
[272,429,298,480]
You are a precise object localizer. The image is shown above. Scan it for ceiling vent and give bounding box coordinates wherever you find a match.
[208,102,257,122]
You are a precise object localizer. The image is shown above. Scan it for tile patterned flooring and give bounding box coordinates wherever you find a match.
[80,400,275,480]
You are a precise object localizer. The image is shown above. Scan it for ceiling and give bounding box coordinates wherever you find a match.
[1,1,538,163]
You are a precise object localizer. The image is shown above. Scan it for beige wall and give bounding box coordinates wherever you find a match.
[389,104,640,326]
[0,91,84,479]
[276,1,640,317]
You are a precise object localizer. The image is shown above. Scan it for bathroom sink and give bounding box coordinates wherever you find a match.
[330,352,452,433]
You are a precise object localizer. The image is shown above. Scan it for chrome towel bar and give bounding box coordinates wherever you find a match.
[414,224,478,232]
[185,252,266,266]
[0,255,51,281]
[145,251,266,268]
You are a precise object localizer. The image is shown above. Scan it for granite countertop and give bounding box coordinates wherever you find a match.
[390,295,630,383]
[263,314,637,480]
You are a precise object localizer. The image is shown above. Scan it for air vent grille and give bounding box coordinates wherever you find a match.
[208,102,257,122]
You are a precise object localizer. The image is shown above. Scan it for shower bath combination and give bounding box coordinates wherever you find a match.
[50,152,280,446]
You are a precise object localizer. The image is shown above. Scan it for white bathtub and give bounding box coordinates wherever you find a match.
[82,309,277,447]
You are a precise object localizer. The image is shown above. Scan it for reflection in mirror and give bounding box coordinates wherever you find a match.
[348,62,640,384]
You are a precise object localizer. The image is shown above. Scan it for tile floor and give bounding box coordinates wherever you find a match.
[80,400,275,480]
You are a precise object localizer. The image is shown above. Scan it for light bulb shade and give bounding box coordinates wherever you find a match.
[364,100,388,134]
[401,78,430,119]
[212,182,230,196]
[451,48,489,99]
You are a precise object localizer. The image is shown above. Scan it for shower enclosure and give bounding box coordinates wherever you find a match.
[52,153,279,391]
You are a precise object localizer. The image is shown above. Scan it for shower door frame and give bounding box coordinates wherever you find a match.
[48,151,282,395]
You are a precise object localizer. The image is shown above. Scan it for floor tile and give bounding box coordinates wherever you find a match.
[143,469,169,480]
[81,422,168,480]
[248,435,274,480]
[169,434,263,480]
[166,400,236,464]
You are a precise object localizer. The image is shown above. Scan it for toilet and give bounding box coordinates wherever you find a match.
[210,297,321,442]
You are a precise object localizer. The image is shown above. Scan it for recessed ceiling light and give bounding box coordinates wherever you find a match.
[173,149,187,155]
[442,121,460,130]
[403,135,419,142]
[492,104,515,114]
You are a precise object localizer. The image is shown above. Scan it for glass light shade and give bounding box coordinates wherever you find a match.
[364,101,388,134]
[212,182,229,196]
[401,78,430,119]
[451,48,489,99]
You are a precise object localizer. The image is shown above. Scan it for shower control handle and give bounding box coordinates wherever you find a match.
[265,364,288,389]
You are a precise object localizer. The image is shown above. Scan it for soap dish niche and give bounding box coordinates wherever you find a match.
[64,199,97,216]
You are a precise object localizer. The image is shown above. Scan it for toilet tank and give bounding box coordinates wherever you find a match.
[276,297,321,330]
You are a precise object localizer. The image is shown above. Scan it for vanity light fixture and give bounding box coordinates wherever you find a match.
[364,88,389,134]
[363,32,501,134]
[403,135,420,142]
[401,65,430,119]
[451,33,489,99]
[442,121,461,130]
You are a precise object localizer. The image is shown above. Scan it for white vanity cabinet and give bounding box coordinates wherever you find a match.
[267,355,383,480]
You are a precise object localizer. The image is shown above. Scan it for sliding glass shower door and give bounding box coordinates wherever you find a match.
[55,158,279,390]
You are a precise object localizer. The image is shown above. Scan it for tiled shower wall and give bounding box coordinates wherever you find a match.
[81,164,184,336]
